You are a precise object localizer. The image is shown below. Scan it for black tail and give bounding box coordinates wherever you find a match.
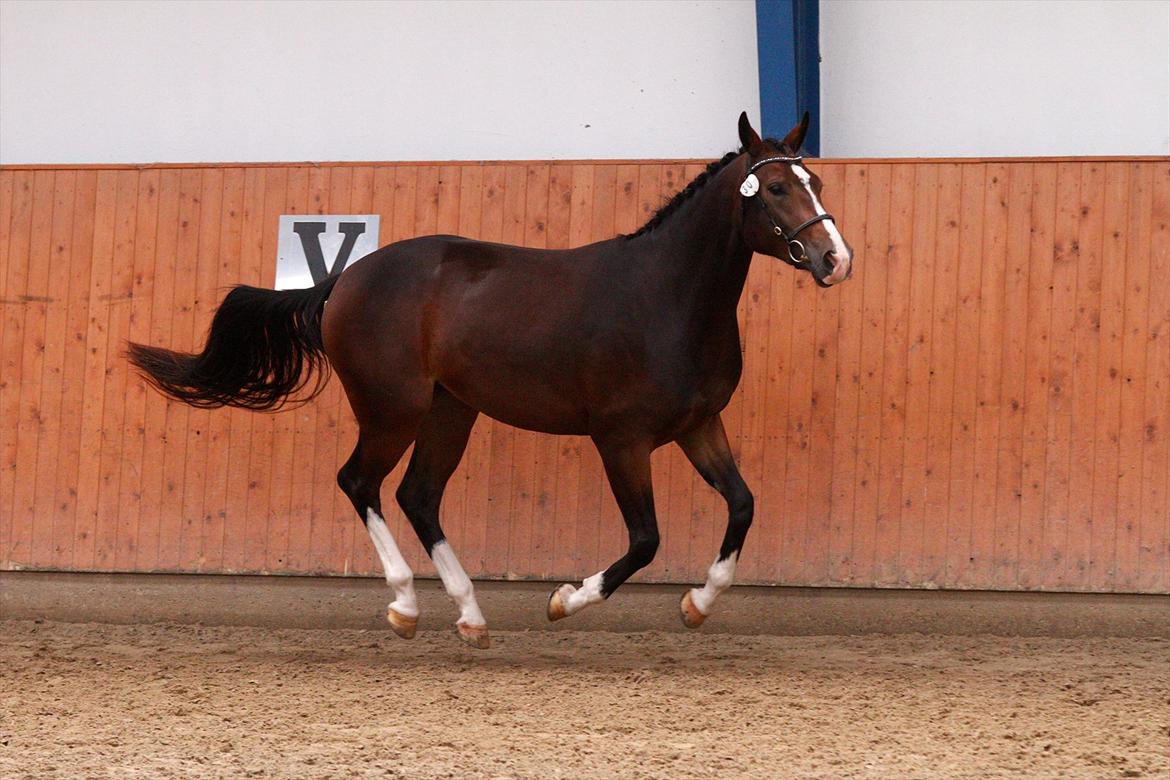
[127,274,341,411]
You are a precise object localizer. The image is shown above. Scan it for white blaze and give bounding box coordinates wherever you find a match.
[430,540,486,628]
[792,163,851,263]
[366,509,418,618]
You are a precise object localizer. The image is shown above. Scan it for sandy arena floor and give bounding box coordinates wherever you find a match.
[0,620,1166,779]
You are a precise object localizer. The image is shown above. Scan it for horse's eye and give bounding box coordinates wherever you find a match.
[767,183,786,196]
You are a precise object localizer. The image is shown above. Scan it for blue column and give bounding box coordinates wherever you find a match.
[755,0,821,155]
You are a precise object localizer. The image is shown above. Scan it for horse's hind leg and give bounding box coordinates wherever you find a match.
[337,416,427,639]
[395,387,488,648]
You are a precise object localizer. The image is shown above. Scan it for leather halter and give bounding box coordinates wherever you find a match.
[741,155,836,265]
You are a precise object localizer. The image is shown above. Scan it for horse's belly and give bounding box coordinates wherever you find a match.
[438,372,590,436]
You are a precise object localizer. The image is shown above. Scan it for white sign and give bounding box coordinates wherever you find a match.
[275,215,381,290]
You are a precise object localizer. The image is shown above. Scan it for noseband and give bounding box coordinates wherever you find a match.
[739,155,835,265]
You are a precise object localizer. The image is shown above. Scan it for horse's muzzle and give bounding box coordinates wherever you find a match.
[822,250,853,286]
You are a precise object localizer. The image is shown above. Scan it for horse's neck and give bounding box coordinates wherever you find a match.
[643,158,754,327]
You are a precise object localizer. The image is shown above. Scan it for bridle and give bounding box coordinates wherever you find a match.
[739,155,835,265]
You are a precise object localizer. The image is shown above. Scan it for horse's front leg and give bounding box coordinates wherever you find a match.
[547,439,658,620]
[676,414,754,628]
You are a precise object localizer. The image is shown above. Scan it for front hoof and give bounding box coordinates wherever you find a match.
[547,584,576,622]
[386,606,418,639]
[456,622,491,650]
[680,590,707,629]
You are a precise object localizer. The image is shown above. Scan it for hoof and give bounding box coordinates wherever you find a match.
[386,606,418,639]
[547,584,575,622]
[680,590,707,629]
[456,622,491,650]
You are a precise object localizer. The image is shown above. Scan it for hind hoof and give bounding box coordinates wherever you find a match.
[457,622,490,650]
[680,590,707,629]
[386,607,418,639]
[547,584,575,622]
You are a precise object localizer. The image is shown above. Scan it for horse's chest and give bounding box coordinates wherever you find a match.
[650,342,742,430]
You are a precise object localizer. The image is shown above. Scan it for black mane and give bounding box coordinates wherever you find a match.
[623,150,740,239]
[624,139,792,239]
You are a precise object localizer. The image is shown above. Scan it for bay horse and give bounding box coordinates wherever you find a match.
[128,113,853,649]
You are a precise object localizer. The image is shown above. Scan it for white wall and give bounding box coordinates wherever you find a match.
[3,0,1168,163]
[0,0,760,164]
[819,0,1170,157]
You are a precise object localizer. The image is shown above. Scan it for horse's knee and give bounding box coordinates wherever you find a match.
[628,531,660,569]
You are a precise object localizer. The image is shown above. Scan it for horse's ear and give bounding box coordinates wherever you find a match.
[781,111,810,154]
[738,111,763,152]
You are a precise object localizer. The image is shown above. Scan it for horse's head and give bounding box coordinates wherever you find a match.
[736,112,853,287]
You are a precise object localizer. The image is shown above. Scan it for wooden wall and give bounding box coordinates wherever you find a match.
[1,158,1167,593]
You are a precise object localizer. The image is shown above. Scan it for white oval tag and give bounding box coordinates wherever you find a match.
[739,174,759,197]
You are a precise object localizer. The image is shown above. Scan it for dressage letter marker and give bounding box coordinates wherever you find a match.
[275,215,381,290]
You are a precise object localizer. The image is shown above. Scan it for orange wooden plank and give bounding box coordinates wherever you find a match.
[778,271,821,582]
[992,162,1035,589]
[1065,162,1106,589]
[1114,163,1154,591]
[966,163,1009,588]
[46,173,95,570]
[613,164,640,237]
[1087,163,1130,590]
[9,170,56,568]
[848,163,892,585]
[1039,162,1083,590]
[0,169,17,565]
[23,172,73,567]
[70,172,118,570]
[1137,161,1169,593]
[1017,163,1059,589]
[92,170,140,570]
[132,169,180,572]
[825,162,869,583]
[896,164,939,587]
[111,170,159,571]
[942,164,986,587]
[920,163,963,584]
[872,162,915,585]
[26,171,76,567]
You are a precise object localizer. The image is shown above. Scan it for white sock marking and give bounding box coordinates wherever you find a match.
[366,509,419,618]
[561,571,606,615]
[689,553,738,615]
[430,540,486,627]
[792,163,851,281]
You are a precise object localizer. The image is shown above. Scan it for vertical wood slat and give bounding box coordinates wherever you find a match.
[1,158,1167,594]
